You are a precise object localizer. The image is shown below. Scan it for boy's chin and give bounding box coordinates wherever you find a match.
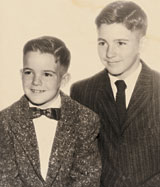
[29,101,46,106]
[25,95,48,106]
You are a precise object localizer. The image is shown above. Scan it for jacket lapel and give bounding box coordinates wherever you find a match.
[10,96,42,180]
[95,69,120,137]
[94,64,153,136]
[10,94,79,185]
[121,62,153,134]
[46,92,77,185]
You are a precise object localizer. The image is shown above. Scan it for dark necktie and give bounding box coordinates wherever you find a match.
[29,107,61,120]
[115,80,127,126]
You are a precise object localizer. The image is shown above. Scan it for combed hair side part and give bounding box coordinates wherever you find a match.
[95,1,147,36]
[23,36,71,73]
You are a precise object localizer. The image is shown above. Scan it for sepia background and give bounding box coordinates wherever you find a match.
[0,0,160,110]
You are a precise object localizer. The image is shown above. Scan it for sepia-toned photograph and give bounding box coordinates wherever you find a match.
[0,0,160,186]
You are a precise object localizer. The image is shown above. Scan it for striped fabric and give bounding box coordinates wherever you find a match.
[70,61,160,187]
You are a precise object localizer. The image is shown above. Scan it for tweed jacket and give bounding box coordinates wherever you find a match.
[0,92,101,187]
[70,61,160,187]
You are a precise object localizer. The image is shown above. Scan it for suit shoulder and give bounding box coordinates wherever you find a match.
[141,62,160,90]
[0,101,18,133]
[68,96,100,132]
[69,97,100,138]
[70,96,99,119]
[151,69,160,95]
[142,62,160,82]
[71,69,106,89]
[0,104,14,119]
[0,97,23,120]
[61,93,100,132]
[152,69,160,81]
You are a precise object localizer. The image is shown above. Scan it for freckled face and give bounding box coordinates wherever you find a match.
[22,51,63,107]
[97,23,143,79]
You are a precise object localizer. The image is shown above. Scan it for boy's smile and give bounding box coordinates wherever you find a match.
[31,89,45,93]
[22,51,63,108]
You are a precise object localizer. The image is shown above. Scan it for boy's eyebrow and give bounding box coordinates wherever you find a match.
[98,38,106,42]
[22,68,32,71]
[43,70,56,73]
[22,68,56,73]
[98,38,129,42]
[115,39,129,41]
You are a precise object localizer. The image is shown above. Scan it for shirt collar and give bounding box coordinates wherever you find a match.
[108,62,142,97]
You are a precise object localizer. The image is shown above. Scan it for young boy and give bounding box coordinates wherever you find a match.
[71,1,160,187]
[0,36,101,187]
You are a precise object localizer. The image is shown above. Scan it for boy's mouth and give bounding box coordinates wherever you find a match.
[31,89,45,93]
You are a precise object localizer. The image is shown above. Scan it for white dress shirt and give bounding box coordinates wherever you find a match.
[29,94,61,180]
[109,62,142,108]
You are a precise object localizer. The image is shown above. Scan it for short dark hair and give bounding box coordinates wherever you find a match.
[95,1,147,36]
[23,36,71,73]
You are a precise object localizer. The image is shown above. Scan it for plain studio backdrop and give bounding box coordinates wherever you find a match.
[0,0,160,110]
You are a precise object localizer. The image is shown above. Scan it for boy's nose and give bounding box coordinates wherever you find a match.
[106,46,116,58]
[32,75,42,86]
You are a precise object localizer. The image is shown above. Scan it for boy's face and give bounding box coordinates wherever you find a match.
[22,51,65,108]
[97,23,143,79]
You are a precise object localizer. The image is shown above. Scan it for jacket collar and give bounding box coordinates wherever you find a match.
[95,61,153,136]
[10,91,79,185]
[95,69,120,138]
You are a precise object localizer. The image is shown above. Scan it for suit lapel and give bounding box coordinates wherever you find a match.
[46,92,77,185]
[10,96,42,180]
[94,64,153,136]
[95,69,120,136]
[10,94,80,185]
[121,62,153,134]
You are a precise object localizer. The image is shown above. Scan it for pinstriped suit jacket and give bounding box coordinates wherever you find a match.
[70,61,160,187]
[0,92,101,187]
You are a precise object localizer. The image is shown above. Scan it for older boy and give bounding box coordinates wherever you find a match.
[71,1,160,187]
[0,36,101,187]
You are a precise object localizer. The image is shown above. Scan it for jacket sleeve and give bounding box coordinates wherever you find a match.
[68,114,101,187]
[0,116,23,187]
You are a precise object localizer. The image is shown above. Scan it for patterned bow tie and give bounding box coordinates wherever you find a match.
[29,107,61,120]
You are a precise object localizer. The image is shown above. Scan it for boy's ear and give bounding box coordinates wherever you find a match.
[20,69,23,79]
[60,73,71,88]
[139,36,146,53]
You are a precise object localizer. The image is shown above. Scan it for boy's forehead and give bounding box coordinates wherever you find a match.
[98,23,142,40]
[24,51,56,62]
[23,51,59,69]
[24,51,55,59]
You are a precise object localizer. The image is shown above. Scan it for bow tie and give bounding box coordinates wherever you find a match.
[29,107,61,120]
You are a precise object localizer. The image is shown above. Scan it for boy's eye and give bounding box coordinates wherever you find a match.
[44,72,53,77]
[98,41,105,46]
[117,41,127,46]
[23,70,32,75]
